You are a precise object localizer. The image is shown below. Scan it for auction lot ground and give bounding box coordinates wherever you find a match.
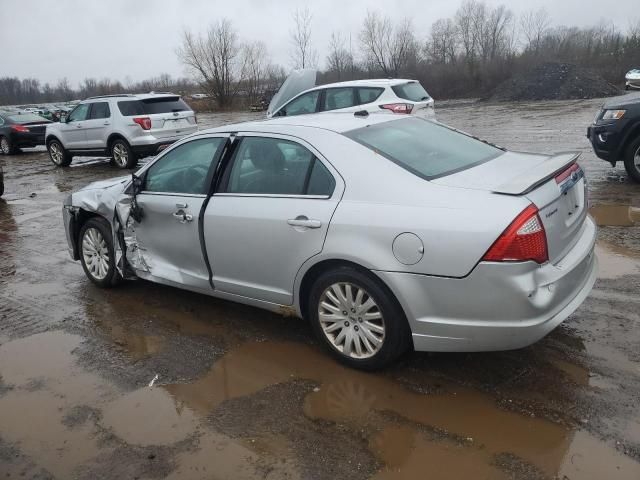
[1,98,639,479]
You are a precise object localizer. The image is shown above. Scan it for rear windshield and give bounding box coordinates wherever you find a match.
[117,97,191,116]
[345,117,503,179]
[8,114,47,124]
[391,82,431,102]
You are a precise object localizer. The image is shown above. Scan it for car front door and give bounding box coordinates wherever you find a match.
[131,135,227,291]
[84,102,111,149]
[274,90,321,117]
[61,103,90,149]
[204,133,343,305]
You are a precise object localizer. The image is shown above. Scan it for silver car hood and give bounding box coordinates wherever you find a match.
[77,175,130,192]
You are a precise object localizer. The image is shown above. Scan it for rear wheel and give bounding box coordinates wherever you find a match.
[0,136,17,155]
[623,136,640,183]
[79,217,121,287]
[111,139,137,169]
[47,139,72,166]
[308,266,411,370]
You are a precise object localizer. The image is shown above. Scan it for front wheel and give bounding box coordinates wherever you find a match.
[111,139,137,169]
[308,266,411,370]
[623,136,640,183]
[79,217,121,287]
[47,139,72,166]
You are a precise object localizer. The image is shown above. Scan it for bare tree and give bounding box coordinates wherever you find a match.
[289,7,317,69]
[326,32,354,79]
[239,41,270,103]
[520,8,551,54]
[426,18,458,64]
[360,11,418,76]
[178,19,240,108]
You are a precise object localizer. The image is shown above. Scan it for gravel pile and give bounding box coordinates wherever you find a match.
[489,62,620,101]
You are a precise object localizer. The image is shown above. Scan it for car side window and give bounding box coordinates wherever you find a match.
[144,137,224,195]
[281,91,320,116]
[88,102,110,120]
[323,88,356,111]
[68,104,90,122]
[357,87,384,104]
[226,137,334,196]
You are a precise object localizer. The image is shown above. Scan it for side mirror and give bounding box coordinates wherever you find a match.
[132,173,144,195]
[60,114,68,123]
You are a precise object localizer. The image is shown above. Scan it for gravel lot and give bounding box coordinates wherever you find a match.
[0,98,639,479]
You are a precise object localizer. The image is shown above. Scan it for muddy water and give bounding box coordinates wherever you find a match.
[1,98,640,479]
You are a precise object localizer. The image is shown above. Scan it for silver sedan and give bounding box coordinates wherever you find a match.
[62,113,597,369]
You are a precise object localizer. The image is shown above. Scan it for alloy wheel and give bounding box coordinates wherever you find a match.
[82,227,110,280]
[0,137,9,154]
[112,143,128,167]
[318,282,386,359]
[49,142,63,164]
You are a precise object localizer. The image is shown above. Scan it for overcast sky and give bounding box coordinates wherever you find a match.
[1,0,636,87]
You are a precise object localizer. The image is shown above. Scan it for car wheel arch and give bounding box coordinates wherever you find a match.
[296,257,407,323]
[107,133,129,152]
[70,209,110,260]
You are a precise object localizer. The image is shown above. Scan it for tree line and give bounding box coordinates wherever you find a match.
[2,0,640,107]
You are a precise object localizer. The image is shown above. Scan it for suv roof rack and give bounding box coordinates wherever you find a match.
[86,94,136,100]
[147,91,176,95]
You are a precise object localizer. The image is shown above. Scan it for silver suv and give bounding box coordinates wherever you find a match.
[45,93,198,169]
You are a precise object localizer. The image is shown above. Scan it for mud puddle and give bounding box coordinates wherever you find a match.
[589,204,640,278]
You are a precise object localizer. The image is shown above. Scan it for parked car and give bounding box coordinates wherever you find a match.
[587,94,640,182]
[190,93,209,99]
[625,68,640,90]
[267,70,435,119]
[0,111,51,154]
[62,112,596,369]
[45,93,198,169]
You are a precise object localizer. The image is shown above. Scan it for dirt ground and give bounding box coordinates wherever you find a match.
[0,98,639,480]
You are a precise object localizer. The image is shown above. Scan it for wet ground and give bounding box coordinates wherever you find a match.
[0,98,639,479]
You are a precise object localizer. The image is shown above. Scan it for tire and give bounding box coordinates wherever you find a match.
[307,266,411,370]
[0,136,17,155]
[623,136,640,183]
[47,138,72,167]
[110,139,137,169]
[78,217,121,288]
[0,169,4,197]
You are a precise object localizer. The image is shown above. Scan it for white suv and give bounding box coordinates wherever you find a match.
[45,93,198,169]
[267,71,435,119]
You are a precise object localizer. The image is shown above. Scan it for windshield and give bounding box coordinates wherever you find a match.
[117,97,190,116]
[8,114,48,123]
[345,117,503,179]
[392,82,431,102]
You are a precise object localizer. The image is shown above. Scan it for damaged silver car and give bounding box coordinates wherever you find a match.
[63,113,597,369]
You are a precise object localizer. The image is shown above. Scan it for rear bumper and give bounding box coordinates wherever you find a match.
[130,141,176,158]
[130,129,197,157]
[376,216,597,352]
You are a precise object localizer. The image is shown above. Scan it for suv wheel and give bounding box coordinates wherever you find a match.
[623,136,640,183]
[111,139,137,169]
[47,139,72,166]
[308,266,411,370]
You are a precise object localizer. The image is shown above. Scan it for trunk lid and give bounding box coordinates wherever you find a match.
[267,69,316,117]
[120,96,197,139]
[432,151,588,263]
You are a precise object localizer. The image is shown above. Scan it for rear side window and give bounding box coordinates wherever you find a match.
[7,113,45,124]
[357,87,384,104]
[391,82,431,102]
[118,97,190,116]
[88,102,110,119]
[323,88,356,111]
[345,117,502,180]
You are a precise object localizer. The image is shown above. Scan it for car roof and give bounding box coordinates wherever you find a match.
[84,93,180,102]
[312,78,415,90]
[200,111,406,135]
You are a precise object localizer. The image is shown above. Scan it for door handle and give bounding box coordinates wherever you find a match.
[103,121,110,125]
[76,124,82,128]
[173,210,193,223]
[176,202,188,209]
[287,216,321,229]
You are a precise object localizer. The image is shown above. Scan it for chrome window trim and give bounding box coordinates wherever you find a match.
[213,193,331,200]
[138,192,207,198]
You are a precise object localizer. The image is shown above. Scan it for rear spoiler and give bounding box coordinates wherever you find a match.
[492,151,581,196]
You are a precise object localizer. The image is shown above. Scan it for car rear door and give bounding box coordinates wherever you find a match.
[129,135,227,291]
[204,133,343,305]
[84,102,111,149]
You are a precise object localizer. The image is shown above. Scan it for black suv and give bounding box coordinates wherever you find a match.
[588,94,640,182]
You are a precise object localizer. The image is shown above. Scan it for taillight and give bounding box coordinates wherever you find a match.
[11,125,29,132]
[379,103,413,114]
[133,117,152,130]
[483,204,548,264]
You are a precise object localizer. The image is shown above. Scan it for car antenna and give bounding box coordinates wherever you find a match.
[354,110,369,117]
